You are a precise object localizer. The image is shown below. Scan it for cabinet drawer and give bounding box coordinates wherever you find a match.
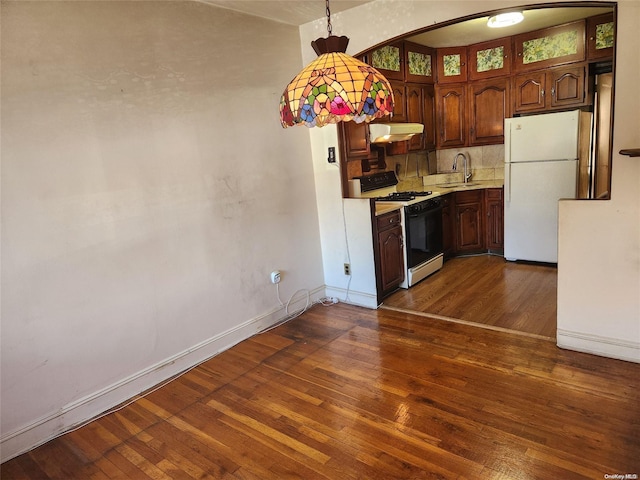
[377,210,402,231]
[455,189,483,204]
[486,187,503,201]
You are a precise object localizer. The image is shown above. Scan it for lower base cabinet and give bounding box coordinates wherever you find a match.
[374,210,405,299]
[455,190,485,253]
[485,188,504,252]
[443,187,503,257]
[441,194,454,258]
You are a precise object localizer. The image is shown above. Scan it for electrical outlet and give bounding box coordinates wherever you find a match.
[270,270,281,284]
[343,263,351,275]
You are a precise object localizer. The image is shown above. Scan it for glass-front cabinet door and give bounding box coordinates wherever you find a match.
[587,13,614,60]
[366,42,404,81]
[468,37,512,80]
[513,20,586,72]
[404,42,435,84]
[436,46,468,84]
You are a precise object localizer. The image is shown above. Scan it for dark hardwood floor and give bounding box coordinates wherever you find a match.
[384,255,558,339]
[2,303,639,479]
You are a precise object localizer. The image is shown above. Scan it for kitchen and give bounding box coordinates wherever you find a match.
[324,5,616,337]
[2,0,637,465]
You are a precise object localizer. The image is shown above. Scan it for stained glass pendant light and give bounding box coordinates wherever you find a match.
[280,0,394,128]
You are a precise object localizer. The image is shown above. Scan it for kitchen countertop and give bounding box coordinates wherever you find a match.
[374,179,504,216]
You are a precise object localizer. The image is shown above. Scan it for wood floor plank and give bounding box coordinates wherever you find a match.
[384,254,558,338]
[3,302,639,479]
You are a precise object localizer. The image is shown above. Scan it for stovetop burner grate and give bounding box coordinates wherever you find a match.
[375,191,432,201]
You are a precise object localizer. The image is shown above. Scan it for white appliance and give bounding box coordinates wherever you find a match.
[355,171,444,289]
[369,123,423,143]
[504,110,581,263]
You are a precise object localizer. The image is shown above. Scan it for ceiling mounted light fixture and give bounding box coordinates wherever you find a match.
[280,0,394,128]
[487,11,524,28]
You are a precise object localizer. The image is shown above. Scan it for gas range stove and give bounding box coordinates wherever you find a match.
[352,171,435,206]
[351,171,444,290]
[375,191,433,203]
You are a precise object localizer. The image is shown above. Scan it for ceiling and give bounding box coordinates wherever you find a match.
[196,2,613,48]
[407,6,613,48]
[197,0,375,26]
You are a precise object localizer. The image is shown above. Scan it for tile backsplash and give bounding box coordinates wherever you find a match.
[387,144,505,190]
[435,145,505,180]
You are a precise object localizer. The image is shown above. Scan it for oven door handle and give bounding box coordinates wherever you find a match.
[406,205,443,218]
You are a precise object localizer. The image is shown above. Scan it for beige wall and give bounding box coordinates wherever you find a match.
[2,0,638,463]
[557,1,640,362]
[307,0,639,362]
[1,1,324,460]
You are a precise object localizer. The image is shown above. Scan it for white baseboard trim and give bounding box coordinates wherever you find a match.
[557,328,640,364]
[0,286,326,463]
[324,285,378,309]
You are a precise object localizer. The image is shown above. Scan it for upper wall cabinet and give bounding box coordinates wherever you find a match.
[435,83,466,148]
[512,63,588,114]
[469,78,511,145]
[587,13,615,60]
[436,47,468,84]
[468,37,512,80]
[404,42,436,84]
[367,42,405,81]
[513,20,586,72]
[388,81,407,122]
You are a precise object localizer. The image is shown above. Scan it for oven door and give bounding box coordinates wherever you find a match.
[405,202,443,269]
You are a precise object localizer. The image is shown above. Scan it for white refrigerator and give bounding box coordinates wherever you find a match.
[504,110,581,263]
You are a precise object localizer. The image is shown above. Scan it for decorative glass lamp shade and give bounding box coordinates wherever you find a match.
[280,36,394,128]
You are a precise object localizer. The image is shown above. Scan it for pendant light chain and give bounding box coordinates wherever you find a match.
[325,0,332,36]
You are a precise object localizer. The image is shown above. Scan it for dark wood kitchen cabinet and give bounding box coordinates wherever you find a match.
[389,81,407,122]
[468,37,512,80]
[375,210,405,298]
[454,190,484,254]
[436,46,468,84]
[512,63,588,114]
[404,42,436,84]
[441,194,454,258]
[549,63,588,109]
[468,78,510,145]
[587,13,614,60]
[366,42,405,81]
[406,83,436,151]
[442,188,504,259]
[435,83,466,148]
[485,188,504,252]
[341,121,370,158]
[513,20,586,73]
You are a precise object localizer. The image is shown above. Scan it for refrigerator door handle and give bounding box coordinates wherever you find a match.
[505,162,511,202]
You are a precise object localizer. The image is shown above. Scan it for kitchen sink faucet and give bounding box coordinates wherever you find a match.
[453,153,472,183]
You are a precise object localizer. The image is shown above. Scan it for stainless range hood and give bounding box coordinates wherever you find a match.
[369,123,424,143]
